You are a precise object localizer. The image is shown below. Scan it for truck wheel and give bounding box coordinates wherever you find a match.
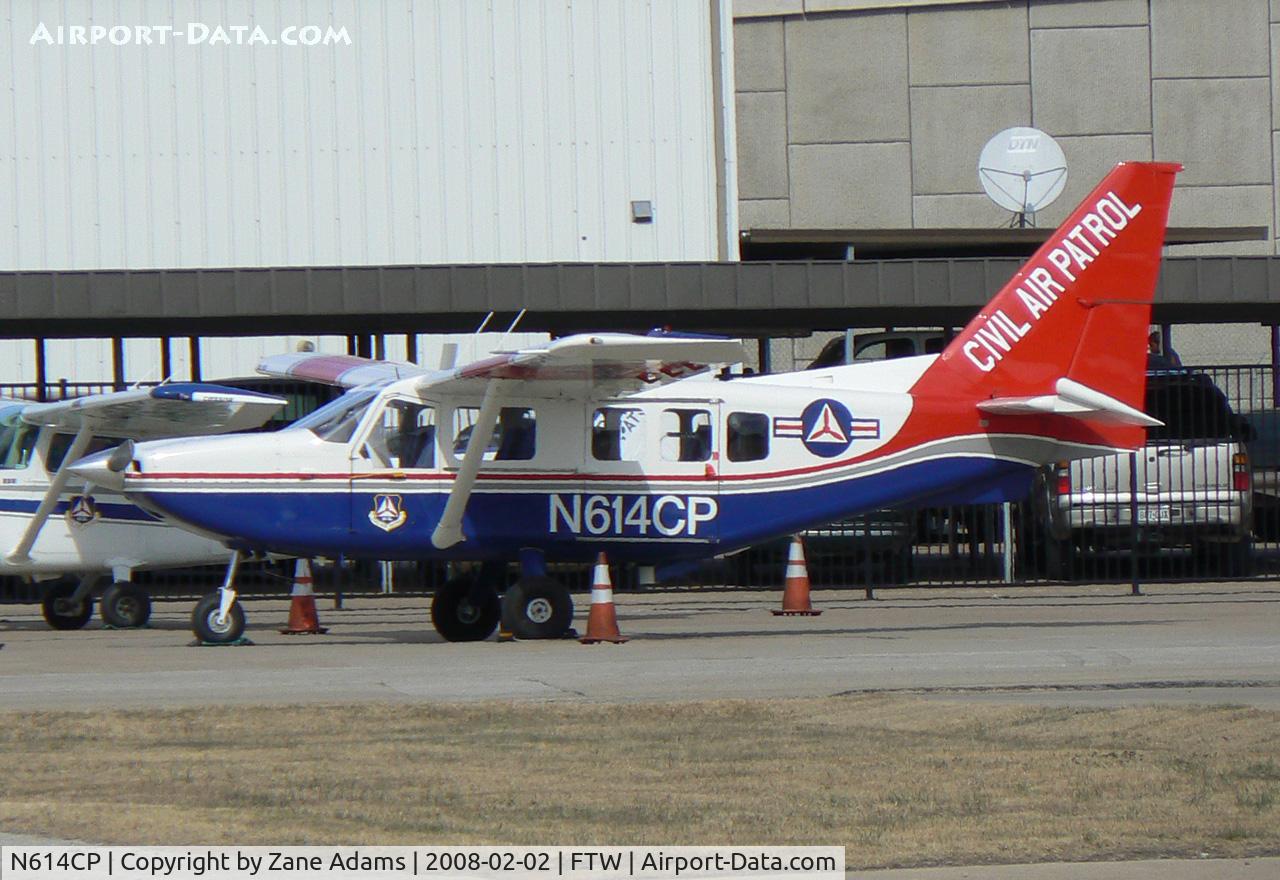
[431,576,500,641]
[42,581,93,630]
[501,576,574,640]
[1043,535,1078,581]
[1218,539,1254,578]
[101,581,152,628]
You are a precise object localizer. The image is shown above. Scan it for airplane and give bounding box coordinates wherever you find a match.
[73,161,1181,645]
[0,384,285,629]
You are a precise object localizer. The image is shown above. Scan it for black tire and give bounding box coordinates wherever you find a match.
[42,581,93,630]
[1042,534,1077,581]
[430,576,501,642]
[1215,538,1254,578]
[501,576,574,640]
[191,592,246,644]
[100,581,152,628]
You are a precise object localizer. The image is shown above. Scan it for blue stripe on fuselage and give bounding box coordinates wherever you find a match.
[0,496,159,522]
[132,456,1033,562]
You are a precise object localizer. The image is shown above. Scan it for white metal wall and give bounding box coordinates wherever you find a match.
[0,0,724,271]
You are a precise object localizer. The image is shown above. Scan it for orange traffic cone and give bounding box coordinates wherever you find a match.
[580,553,628,644]
[772,535,822,616]
[281,558,328,634]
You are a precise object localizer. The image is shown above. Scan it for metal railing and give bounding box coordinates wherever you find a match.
[2,365,1275,604]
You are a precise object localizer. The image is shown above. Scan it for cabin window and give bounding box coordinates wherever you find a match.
[592,408,646,461]
[45,434,126,473]
[453,406,536,461]
[0,409,37,470]
[660,409,712,462]
[726,412,769,462]
[362,401,437,469]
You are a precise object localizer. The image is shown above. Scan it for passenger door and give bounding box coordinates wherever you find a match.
[350,397,439,537]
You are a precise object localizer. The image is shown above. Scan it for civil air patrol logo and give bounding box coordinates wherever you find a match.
[369,494,407,532]
[798,399,880,458]
[66,495,100,527]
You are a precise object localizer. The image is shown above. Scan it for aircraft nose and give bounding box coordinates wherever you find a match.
[69,440,135,492]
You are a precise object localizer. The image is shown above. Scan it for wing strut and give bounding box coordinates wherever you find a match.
[7,425,94,564]
[431,381,505,549]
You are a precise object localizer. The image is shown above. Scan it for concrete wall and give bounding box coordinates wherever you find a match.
[734,0,1280,258]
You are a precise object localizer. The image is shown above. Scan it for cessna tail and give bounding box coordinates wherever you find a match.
[71,162,1180,644]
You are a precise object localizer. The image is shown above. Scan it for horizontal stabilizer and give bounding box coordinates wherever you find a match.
[977,378,1162,428]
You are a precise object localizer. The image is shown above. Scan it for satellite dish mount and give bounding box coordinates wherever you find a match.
[978,127,1068,228]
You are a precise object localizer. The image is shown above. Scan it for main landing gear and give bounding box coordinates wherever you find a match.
[39,573,154,630]
[101,581,152,628]
[41,576,96,630]
[192,551,247,644]
[428,552,575,642]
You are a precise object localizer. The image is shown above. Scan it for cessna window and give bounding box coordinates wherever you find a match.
[452,407,536,461]
[45,434,126,473]
[362,401,437,469]
[726,412,769,462]
[0,408,36,470]
[660,408,712,462]
[291,388,378,443]
[592,408,646,461]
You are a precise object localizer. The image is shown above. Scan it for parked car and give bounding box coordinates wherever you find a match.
[1240,406,1280,539]
[806,329,954,370]
[1031,370,1254,577]
[212,376,342,431]
[730,509,915,587]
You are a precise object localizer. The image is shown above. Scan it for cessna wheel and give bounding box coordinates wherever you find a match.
[41,581,94,630]
[100,581,152,628]
[191,592,246,644]
[430,575,501,642]
[501,576,574,640]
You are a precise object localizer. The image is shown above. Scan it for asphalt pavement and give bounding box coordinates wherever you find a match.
[1,582,1278,709]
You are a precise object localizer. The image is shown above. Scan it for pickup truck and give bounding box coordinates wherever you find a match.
[1034,370,1254,577]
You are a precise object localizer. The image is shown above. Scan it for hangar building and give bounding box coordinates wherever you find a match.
[0,0,1277,385]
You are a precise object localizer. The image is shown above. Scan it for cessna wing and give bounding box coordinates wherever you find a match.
[21,384,288,438]
[9,384,287,564]
[258,352,429,389]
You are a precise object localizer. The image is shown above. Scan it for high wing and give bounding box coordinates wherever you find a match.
[426,332,744,548]
[425,332,746,394]
[8,384,287,564]
[258,352,429,389]
[21,383,288,438]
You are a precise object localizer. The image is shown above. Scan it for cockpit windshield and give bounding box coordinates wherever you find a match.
[288,387,379,442]
[0,405,38,470]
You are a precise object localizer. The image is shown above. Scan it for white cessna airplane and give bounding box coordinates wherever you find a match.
[74,162,1180,644]
[0,384,284,629]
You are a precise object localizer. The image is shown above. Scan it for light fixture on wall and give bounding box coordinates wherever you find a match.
[630,200,653,224]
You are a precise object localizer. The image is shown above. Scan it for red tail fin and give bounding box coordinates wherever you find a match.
[913,162,1180,439]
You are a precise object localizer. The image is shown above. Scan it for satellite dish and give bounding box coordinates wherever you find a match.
[978,127,1068,226]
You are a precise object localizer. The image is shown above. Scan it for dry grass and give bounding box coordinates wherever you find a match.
[1,697,1278,869]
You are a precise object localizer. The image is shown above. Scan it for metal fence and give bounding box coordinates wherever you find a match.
[1,365,1275,606]
[726,364,1278,591]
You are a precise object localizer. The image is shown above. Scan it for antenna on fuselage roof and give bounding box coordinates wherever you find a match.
[474,311,495,335]
[495,309,527,351]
